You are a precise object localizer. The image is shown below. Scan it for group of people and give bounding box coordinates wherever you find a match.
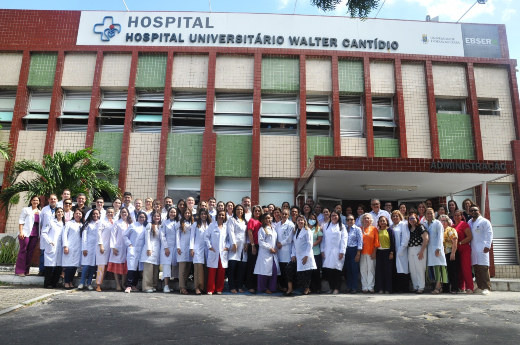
[16,190,494,296]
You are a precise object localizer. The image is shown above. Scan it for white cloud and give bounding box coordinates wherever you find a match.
[396,0,496,21]
[278,0,291,10]
[502,8,516,21]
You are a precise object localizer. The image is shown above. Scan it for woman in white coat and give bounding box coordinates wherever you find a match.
[95,207,115,292]
[321,210,348,294]
[276,209,294,293]
[227,204,248,294]
[108,207,131,291]
[141,211,162,293]
[424,208,447,294]
[285,215,316,296]
[79,209,102,290]
[254,213,280,294]
[62,209,84,289]
[390,210,410,293]
[15,196,41,277]
[41,207,65,288]
[124,211,147,293]
[160,207,179,293]
[205,210,231,294]
[190,208,210,295]
[177,209,194,295]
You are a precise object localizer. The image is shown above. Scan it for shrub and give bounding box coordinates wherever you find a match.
[0,236,19,264]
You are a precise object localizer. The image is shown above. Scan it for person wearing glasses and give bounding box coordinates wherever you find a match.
[467,205,493,295]
[85,197,106,221]
[343,215,363,294]
[425,208,447,294]
[62,199,74,223]
[407,213,428,293]
[369,199,391,228]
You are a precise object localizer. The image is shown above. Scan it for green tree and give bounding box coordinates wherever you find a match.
[0,124,11,161]
[311,0,381,18]
[0,148,120,216]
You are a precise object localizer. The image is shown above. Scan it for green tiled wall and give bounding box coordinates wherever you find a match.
[338,60,364,94]
[215,135,252,177]
[135,54,168,90]
[261,56,299,93]
[92,132,123,172]
[307,136,333,163]
[165,133,203,176]
[27,53,58,89]
[437,113,475,159]
[374,138,400,158]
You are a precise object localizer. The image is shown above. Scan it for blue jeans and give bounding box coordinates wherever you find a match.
[80,265,96,285]
[39,249,45,273]
[344,247,360,290]
[64,267,78,284]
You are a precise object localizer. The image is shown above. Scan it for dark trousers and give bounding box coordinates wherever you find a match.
[444,252,459,292]
[310,254,322,292]
[344,247,360,291]
[44,266,62,288]
[286,261,312,289]
[375,249,392,293]
[15,236,38,275]
[126,269,141,288]
[278,261,289,289]
[227,260,247,291]
[324,267,342,291]
[39,249,45,273]
[392,259,410,293]
[245,244,259,290]
[474,264,491,290]
[64,267,77,284]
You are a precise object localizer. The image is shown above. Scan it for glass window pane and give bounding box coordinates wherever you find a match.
[489,194,511,209]
[0,98,16,110]
[215,101,253,114]
[214,114,253,126]
[259,192,294,207]
[490,211,513,226]
[339,104,361,116]
[166,177,201,190]
[0,112,13,122]
[259,179,294,192]
[492,226,516,238]
[489,184,511,194]
[340,117,362,132]
[63,99,91,113]
[372,106,393,119]
[99,101,127,110]
[436,99,463,113]
[306,105,329,113]
[261,102,297,115]
[172,101,206,111]
[30,99,51,112]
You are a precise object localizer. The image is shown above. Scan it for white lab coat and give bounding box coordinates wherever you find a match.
[41,219,64,267]
[253,226,280,276]
[468,216,493,266]
[96,220,114,266]
[227,217,248,262]
[124,222,146,270]
[321,222,348,271]
[82,221,101,266]
[276,220,295,263]
[109,219,128,264]
[425,219,447,266]
[208,209,217,223]
[291,227,317,272]
[190,222,208,264]
[85,208,106,221]
[39,205,57,249]
[61,220,82,267]
[176,221,193,263]
[140,224,161,265]
[19,207,38,237]
[205,222,231,269]
[391,220,410,274]
[160,219,178,266]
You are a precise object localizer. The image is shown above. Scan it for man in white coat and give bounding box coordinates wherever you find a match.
[39,194,59,275]
[467,205,493,295]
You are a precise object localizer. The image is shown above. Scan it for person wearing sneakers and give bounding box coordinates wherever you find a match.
[468,206,494,295]
[79,209,102,290]
[94,207,115,292]
[124,211,147,293]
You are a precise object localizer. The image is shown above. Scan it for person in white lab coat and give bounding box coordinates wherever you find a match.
[160,207,179,293]
[205,210,231,294]
[285,215,316,296]
[390,211,410,293]
[78,209,102,290]
[39,194,59,275]
[112,197,122,220]
[190,208,210,295]
[41,208,65,288]
[95,207,115,292]
[124,211,147,293]
[468,205,494,295]
[227,204,248,294]
[108,207,131,291]
[321,210,348,294]
[425,208,447,294]
[141,211,162,293]
[254,213,280,294]
[177,209,194,295]
[62,209,84,289]
[15,196,41,277]
[276,209,294,292]
[85,197,107,221]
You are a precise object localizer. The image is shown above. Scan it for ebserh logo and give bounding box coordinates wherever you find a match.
[422,34,428,44]
[93,16,121,41]
[464,37,498,45]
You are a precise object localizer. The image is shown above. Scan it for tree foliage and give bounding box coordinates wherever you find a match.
[0,124,11,161]
[311,0,381,18]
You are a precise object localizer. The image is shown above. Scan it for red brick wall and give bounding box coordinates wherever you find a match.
[250,52,262,205]
[84,51,104,148]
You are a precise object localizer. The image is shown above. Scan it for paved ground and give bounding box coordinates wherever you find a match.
[0,285,61,310]
[1,287,519,344]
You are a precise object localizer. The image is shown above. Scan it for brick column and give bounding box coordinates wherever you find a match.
[363,57,374,157]
[511,141,520,270]
[43,51,65,156]
[156,52,174,200]
[465,62,484,160]
[200,52,217,201]
[117,51,139,192]
[508,62,520,140]
[251,52,262,205]
[331,55,341,157]
[85,51,104,148]
[424,60,440,159]
[299,55,308,174]
[475,184,494,277]
[394,58,407,158]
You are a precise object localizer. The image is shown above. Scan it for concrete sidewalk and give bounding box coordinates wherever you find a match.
[0,285,73,316]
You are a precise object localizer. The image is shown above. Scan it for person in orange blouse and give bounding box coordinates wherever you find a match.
[360,213,380,293]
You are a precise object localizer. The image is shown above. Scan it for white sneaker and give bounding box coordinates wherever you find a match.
[88,285,94,291]
[152,288,156,292]
[145,289,154,293]
[163,286,170,293]
[77,284,84,290]
[482,289,491,295]
[125,287,131,293]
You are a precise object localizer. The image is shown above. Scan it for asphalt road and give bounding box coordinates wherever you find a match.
[1,290,520,344]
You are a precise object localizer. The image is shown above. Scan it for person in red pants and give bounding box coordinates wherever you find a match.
[205,211,231,295]
[453,210,474,293]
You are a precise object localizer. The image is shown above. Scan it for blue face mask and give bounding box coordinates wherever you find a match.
[308,219,316,226]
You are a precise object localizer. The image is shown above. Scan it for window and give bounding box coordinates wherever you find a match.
[0,90,16,131]
[436,98,466,114]
[213,93,253,135]
[478,100,500,116]
[372,97,395,139]
[306,95,331,137]
[260,94,298,136]
[59,91,91,132]
[134,91,164,133]
[488,184,518,265]
[98,91,127,132]
[214,178,251,205]
[171,92,206,134]
[24,91,52,131]
[167,177,201,206]
[259,179,294,206]
[339,96,363,138]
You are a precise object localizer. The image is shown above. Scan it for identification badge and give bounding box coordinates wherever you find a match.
[475,226,481,233]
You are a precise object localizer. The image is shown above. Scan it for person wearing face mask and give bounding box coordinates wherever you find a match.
[275,209,295,292]
[79,209,102,290]
[308,213,323,294]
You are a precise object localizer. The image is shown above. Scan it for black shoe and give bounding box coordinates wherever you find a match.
[284,291,294,296]
[350,290,357,294]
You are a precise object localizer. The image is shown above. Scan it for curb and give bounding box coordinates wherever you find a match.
[0,288,77,316]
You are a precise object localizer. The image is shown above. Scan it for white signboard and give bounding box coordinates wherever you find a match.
[77,11,466,57]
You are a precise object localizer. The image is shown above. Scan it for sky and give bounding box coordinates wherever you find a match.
[2,0,519,62]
